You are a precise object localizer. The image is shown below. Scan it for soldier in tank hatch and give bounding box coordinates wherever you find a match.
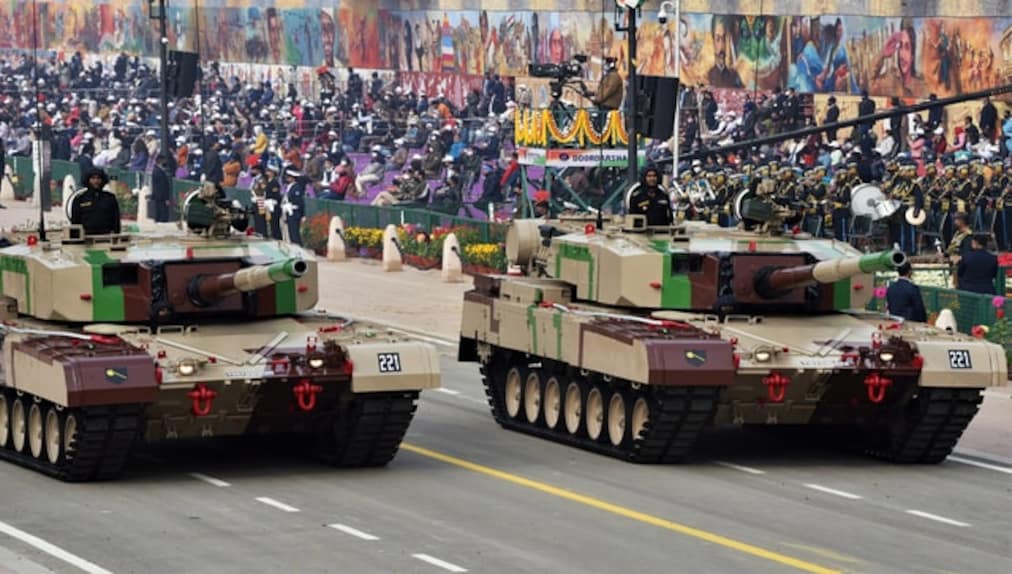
[70,168,121,235]
[628,167,673,226]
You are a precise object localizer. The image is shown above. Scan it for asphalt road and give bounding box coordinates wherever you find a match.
[1,357,1011,574]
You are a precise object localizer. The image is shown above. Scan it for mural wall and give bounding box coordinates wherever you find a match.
[3,1,1010,101]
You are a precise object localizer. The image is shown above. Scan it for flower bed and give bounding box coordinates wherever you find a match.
[300,215,508,273]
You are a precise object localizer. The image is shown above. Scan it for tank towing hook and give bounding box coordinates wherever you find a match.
[762,372,790,403]
[293,379,323,411]
[864,373,892,404]
[188,383,218,416]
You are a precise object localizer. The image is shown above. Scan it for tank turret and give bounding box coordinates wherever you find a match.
[189,258,308,306]
[753,250,906,299]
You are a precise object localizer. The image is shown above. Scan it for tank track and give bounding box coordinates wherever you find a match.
[0,388,142,482]
[867,387,984,463]
[311,391,419,467]
[480,352,721,463]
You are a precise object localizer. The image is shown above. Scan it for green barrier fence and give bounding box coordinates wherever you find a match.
[304,198,506,243]
[867,282,1007,334]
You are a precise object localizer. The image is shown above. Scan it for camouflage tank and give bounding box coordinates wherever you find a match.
[0,184,440,481]
[459,193,1006,463]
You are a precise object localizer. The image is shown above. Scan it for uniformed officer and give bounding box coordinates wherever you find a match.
[263,161,283,240]
[282,168,307,245]
[628,167,672,226]
[70,168,121,235]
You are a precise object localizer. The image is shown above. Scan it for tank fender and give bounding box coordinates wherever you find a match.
[914,339,1007,388]
[9,337,158,407]
[346,342,441,393]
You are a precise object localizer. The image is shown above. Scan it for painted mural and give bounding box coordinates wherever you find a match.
[0,1,1009,102]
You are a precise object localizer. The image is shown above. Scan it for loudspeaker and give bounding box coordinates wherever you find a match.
[168,50,199,98]
[633,75,679,140]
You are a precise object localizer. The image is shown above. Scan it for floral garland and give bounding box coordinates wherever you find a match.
[514,109,629,147]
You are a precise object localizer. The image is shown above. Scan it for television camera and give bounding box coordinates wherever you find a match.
[528,55,589,101]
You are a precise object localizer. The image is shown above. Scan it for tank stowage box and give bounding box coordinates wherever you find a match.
[460,210,1005,463]
[0,192,439,481]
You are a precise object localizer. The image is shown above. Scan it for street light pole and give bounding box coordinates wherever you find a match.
[148,0,174,223]
[622,5,639,187]
[667,0,681,180]
[157,0,171,169]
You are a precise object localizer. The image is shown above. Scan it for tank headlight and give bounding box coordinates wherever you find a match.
[878,351,895,363]
[754,349,772,363]
[308,356,325,369]
[177,359,197,376]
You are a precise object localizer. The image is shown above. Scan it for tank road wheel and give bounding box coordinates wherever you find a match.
[585,385,605,441]
[523,372,543,425]
[10,398,27,453]
[563,381,584,436]
[62,413,78,461]
[631,397,651,441]
[607,391,630,447]
[503,367,525,420]
[543,377,563,430]
[0,393,9,449]
[28,403,44,459]
[44,407,62,465]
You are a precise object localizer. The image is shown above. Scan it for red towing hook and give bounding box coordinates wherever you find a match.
[864,373,892,404]
[762,372,790,403]
[188,384,218,416]
[293,379,324,412]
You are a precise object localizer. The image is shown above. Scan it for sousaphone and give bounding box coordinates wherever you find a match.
[850,183,900,221]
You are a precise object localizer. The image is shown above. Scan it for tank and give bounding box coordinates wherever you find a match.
[0,188,440,481]
[459,198,1007,463]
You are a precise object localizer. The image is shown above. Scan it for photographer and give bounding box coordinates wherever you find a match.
[594,57,623,112]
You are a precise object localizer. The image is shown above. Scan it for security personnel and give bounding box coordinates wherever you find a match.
[885,262,928,322]
[956,234,998,295]
[282,168,307,245]
[70,168,121,235]
[263,161,283,240]
[629,167,672,226]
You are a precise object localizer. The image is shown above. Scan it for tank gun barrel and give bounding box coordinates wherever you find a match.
[189,258,308,306]
[754,250,906,299]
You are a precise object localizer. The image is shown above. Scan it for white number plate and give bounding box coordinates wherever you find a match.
[224,367,267,379]
[377,353,402,373]
[797,358,847,369]
[947,350,972,369]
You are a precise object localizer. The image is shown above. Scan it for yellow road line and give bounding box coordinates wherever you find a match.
[402,443,841,574]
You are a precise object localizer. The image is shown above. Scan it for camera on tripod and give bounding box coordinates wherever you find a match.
[528,55,588,101]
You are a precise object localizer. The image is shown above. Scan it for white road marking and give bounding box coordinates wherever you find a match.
[948,455,1012,475]
[327,523,379,541]
[435,388,461,396]
[712,460,766,475]
[905,510,971,528]
[803,483,863,500]
[412,553,468,573]
[255,497,300,513]
[0,519,114,574]
[189,472,231,487]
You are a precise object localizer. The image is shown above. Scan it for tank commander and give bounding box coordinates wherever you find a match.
[628,167,673,226]
[70,168,121,235]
